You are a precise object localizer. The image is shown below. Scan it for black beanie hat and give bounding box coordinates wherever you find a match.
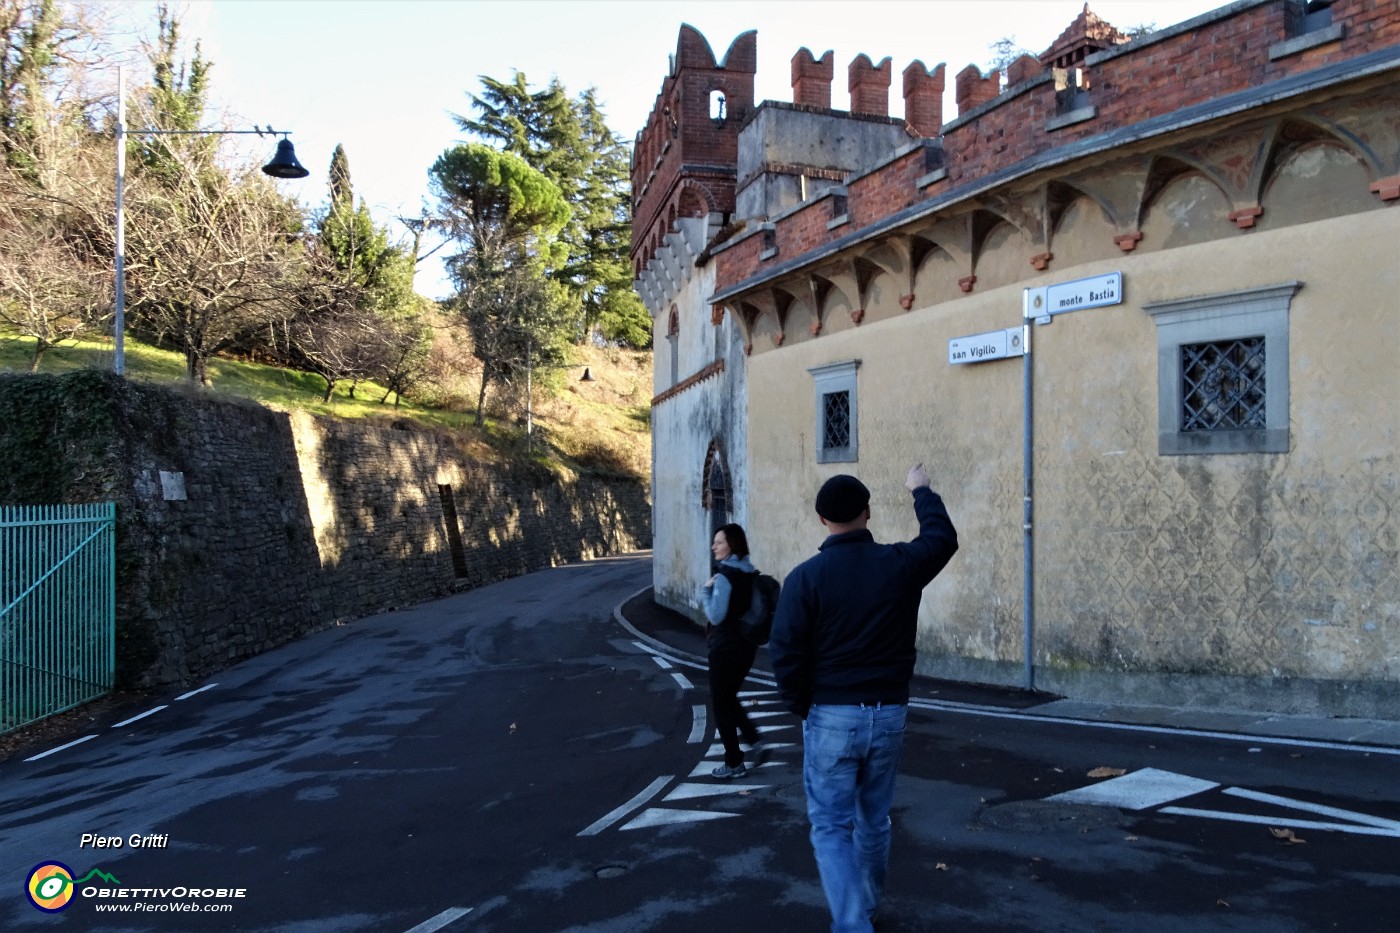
[815,474,870,523]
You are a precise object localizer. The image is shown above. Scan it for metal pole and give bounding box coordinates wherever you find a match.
[1021,294,1035,692]
[525,336,533,452]
[114,65,126,376]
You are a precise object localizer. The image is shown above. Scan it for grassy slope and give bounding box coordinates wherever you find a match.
[0,333,653,480]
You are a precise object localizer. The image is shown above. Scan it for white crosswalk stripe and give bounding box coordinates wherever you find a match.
[584,673,802,834]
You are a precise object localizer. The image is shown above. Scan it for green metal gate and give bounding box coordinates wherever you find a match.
[1,503,115,735]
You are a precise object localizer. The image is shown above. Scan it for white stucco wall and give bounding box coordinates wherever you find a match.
[647,243,750,621]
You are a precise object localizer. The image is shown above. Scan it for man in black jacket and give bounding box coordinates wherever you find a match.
[768,464,958,933]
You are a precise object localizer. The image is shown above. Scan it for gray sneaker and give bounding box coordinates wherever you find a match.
[711,762,747,779]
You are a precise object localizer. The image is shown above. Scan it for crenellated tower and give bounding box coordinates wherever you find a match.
[631,26,756,316]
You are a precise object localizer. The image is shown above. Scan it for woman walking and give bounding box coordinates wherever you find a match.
[700,523,763,778]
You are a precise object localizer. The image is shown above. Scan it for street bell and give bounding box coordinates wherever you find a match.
[262,138,310,179]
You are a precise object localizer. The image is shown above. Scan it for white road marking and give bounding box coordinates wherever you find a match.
[404,906,473,932]
[689,759,784,778]
[630,640,706,672]
[1221,787,1400,831]
[689,705,707,743]
[1051,768,1400,839]
[176,684,218,700]
[670,672,694,691]
[907,697,1400,758]
[651,656,674,670]
[1160,808,1400,838]
[112,706,169,729]
[1050,768,1218,810]
[578,775,673,837]
[621,807,740,830]
[664,781,770,801]
[24,735,96,761]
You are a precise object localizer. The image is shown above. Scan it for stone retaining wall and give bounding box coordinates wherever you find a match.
[0,371,651,688]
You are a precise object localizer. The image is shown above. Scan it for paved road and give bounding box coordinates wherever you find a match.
[5,552,1400,932]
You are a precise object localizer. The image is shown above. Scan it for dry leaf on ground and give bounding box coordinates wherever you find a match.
[1087,766,1127,778]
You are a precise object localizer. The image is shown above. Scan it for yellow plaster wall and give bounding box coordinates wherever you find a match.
[746,207,1399,691]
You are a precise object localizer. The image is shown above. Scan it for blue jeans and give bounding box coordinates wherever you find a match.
[802,703,907,933]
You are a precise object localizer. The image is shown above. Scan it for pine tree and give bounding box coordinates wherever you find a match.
[455,72,649,348]
[430,142,571,425]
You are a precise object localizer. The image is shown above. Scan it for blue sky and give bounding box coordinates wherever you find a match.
[118,1,1225,299]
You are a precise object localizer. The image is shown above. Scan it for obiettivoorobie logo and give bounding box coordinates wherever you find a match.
[25,861,121,913]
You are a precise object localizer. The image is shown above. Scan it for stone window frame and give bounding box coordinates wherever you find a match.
[1143,283,1301,456]
[809,359,861,464]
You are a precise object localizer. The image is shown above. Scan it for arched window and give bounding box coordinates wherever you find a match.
[667,306,680,386]
[709,89,727,123]
[702,441,730,536]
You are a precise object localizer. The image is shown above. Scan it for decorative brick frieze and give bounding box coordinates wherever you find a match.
[651,360,726,407]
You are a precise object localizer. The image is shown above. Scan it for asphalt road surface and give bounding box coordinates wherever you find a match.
[4,552,1399,932]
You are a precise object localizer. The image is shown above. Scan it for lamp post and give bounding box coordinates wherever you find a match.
[113,65,310,376]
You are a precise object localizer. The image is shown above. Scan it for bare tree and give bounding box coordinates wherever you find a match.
[0,200,107,368]
[0,0,119,367]
[272,240,381,400]
[122,140,303,385]
[372,302,433,406]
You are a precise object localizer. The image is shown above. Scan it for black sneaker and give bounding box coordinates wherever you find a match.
[711,762,747,779]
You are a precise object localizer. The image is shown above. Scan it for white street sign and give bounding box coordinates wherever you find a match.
[949,326,1025,365]
[1025,271,1123,321]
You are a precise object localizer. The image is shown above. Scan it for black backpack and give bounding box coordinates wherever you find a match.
[738,573,781,646]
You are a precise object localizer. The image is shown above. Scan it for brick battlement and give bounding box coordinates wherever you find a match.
[702,0,1399,298]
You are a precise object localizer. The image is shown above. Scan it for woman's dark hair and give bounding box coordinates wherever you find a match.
[715,523,750,558]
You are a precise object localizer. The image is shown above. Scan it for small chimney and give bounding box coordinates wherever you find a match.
[849,54,892,117]
[902,61,945,137]
[792,48,834,108]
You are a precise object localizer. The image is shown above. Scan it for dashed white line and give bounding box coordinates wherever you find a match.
[176,684,219,700]
[24,735,96,761]
[112,706,169,728]
[651,656,674,670]
[404,906,473,932]
[689,705,708,743]
[670,672,694,691]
